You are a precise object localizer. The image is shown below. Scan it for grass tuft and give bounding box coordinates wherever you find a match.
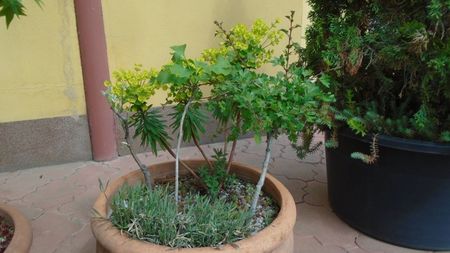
[110,183,256,248]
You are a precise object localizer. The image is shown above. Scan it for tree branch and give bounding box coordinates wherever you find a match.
[250,132,273,214]
[175,98,194,204]
[113,109,153,191]
[226,111,241,173]
[191,129,214,170]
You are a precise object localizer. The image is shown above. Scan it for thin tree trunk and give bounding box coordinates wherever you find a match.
[125,136,153,191]
[226,112,240,173]
[191,129,214,170]
[175,100,193,204]
[113,110,153,191]
[250,133,273,215]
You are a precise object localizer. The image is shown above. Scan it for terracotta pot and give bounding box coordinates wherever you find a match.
[0,204,33,253]
[91,160,296,253]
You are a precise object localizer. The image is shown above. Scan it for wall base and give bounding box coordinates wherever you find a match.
[0,116,92,172]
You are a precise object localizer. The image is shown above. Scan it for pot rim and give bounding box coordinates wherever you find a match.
[335,128,450,155]
[91,159,296,253]
[0,204,33,253]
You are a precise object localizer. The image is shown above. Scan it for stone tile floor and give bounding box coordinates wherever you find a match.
[0,135,444,253]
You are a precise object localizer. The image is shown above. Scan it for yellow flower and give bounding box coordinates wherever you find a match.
[122,102,132,110]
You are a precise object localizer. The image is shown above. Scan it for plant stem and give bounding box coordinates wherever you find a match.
[175,99,193,204]
[226,112,241,173]
[113,110,152,191]
[223,124,229,154]
[250,132,273,215]
[125,139,153,191]
[226,140,238,173]
[191,129,214,170]
[284,12,295,76]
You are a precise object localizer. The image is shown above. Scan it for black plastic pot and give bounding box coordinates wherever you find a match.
[325,130,450,251]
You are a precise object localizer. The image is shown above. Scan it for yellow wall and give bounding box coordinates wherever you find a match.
[0,0,310,123]
[102,0,309,105]
[0,0,85,123]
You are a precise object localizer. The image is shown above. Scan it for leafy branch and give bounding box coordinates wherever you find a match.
[0,0,42,27]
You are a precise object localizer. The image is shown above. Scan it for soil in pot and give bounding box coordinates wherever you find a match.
[108,175,279,249]
[0,216,14,253]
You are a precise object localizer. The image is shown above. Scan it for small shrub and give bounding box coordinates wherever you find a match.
[303,0,450,143]
[198,149,235,198]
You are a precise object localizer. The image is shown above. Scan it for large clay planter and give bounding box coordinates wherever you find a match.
[91,160,296,253]
[0,204,32,253]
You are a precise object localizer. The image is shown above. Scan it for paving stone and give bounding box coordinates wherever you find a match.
[271,159,316,181]
[295,203,359,250]
[294,235,346,253]
[242,139,284,158]
[27,161,89,181]
[69,163,119,188]
[274,135,291,147]
[347,246,379,253]
[0,170,20,185]
[214,138,252,156]
[282,146,323,164]
[275,176,307,203]
[136,152,172,167]
[0,169,51,201]
[356,234,433,253]
[31,212,83,253]
[58,186,100,222]
[105,154,165,174]
[2,199,44,221]
[312,163,327,183]
[204,142,228,154]
[23,179,84,211]
[233,152,265,168]
[104,155,137,172]
[54,223,96,253]
[304,181,330,208]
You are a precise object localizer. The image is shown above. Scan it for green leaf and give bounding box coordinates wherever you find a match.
[170,104,207,143]
[170,44,187,62]
[131,109,171,155]
[347,117,367,136]
[169,63,192,78]
[319,74,331,88]
[0,0,27,27]
[156,69,171,84]
[210,56,231,75]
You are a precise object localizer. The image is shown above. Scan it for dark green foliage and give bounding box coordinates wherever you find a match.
[0,0,41,27]
[110,184,253,248]
[198,149,235,198]
[304,0,450,142]
[169,103,208,143]
[132,109,171,155]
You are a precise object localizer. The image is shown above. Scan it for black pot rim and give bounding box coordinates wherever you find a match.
[336,128,450,155]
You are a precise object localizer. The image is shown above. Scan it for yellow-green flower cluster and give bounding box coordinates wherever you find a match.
[201,47,228,63]
[104,64,159,112]
[202,19,283,68]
